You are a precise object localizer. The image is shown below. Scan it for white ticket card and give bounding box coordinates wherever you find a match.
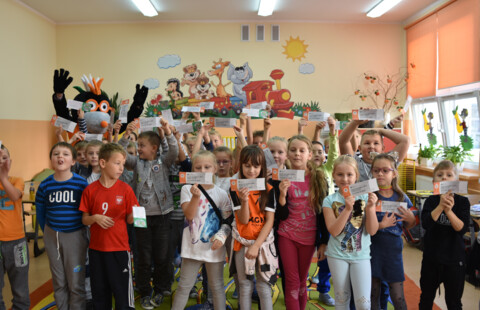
[175,123,194,134]
[341,178,379,197]
[179,172,213,185]
[181,106,205,113]
[249,101,268,109]
[172,119,187,127]
[84,134,103,141]
[119,100,130,123]
[139,117,161,129]
[50,115,77,133]
[67,99,84,110]
[306,112,330,122]
[133,206,147,228]
[210,117,236,128]
[230,178,266,191]
[161,109,174,125]
[353,109,385,121]
[433,181,468,195]
[199,101,215,110]
[376,201,407,213]
[260,144,278,169]
[272,169,305,182]
[322,121,341,131]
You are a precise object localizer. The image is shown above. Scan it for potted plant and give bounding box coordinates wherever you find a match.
[441,144,473,171]
[417,144,438,166]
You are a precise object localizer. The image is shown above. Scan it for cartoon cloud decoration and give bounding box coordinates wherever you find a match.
[299,63,315,74]
[144,78,160,90]
[157,54,181,69]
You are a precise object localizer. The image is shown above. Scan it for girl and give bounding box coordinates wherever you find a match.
[322,155,379,310]
[230,145,277,310]
[213,146,234,192]
[370,154,415,310]
[172,150,232,310]
[276,135,329,310]
[267,136,288,170]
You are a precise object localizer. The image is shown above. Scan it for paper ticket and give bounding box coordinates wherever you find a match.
[249,101,268,109]
[260,143,278,169]
[230,178,266,191]
[272,168,305,182]
[199,101,215,110]
[209,117,236,128]
[433,181,468,195]
[67,99,84,110]
[376,201,407,213]
[303,111,330,122]
[172,119,187,127]
[242,108,268,118]
[341,178,379,197]
[161,109,174,125]
[179,172,213,185]
[133,206,147,228]
[138,117,161,129]
[50,115,77,133]
[352,109,385,121]
[181,105,205,113]
[118,99,130,123]
[84,134,103,141]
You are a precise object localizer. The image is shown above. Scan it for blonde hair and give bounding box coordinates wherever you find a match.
[208,129,222,140]
[268,136,291,168]
[191,150,217,184]
[288,135,328,214]
[333,155,360,182]
[213,146,234,177]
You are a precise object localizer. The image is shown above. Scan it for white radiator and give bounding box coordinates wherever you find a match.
[416,175,433,191]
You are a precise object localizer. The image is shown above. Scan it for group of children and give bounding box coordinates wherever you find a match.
[0,109,473,310]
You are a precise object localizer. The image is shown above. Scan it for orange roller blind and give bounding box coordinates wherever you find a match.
[437,0,480,89]
[406,14,437,98]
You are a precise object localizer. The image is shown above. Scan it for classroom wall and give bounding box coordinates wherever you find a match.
[0,0,57,180]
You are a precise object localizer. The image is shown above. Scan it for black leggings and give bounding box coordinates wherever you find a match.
[371,277,407,310]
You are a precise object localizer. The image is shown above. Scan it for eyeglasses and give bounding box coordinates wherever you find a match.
[372,168,394,174]
[217,160,231,166]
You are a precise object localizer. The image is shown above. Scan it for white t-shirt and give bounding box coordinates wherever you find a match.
[180,184,231,262]
[87,172,101,184]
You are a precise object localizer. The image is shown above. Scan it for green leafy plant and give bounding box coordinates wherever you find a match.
[441,144,473,165]
[418,144,439,160]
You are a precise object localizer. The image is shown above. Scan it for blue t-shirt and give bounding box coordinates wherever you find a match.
[323,191,371,260]
[36,173,88,232]
[375,192,413,237]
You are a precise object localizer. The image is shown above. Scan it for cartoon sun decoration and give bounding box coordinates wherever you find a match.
[282,36,308,62]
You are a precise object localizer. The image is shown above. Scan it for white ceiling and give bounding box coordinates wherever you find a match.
[18,0,444,24]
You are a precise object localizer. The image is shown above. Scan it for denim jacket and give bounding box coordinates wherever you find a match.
[119,133,179,215]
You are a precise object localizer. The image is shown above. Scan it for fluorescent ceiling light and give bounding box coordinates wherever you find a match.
[132,0,158,17]
[367,0,402,18]
[258,0,276,16]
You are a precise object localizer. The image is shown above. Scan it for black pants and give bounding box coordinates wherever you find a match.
[419,257,465,310]
[89,249,134,310]
[135,214,172,297]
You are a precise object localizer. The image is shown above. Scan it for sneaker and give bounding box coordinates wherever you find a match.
[251,289,259,303]
[311,274,319,284]
[162,290,172,297]
[189,286,199,299]
[318,292,335,306]
[150,293,164,307]
[140,296,154,310]
[232,288,238,299]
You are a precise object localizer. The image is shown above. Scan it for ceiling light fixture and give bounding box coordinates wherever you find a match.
[258,0,276,17]
[132,0,158,17]
[367,0,403,18]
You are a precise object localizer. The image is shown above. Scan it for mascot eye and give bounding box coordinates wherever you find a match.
[86,100,97,112]
[99,101,110,112]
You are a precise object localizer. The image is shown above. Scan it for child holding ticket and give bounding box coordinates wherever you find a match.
[369,154,415,310]
[419,160,470,309]
[322,155,379,310]
[230,145,277,310]
[173,150,232,310]
[276,135,329,310]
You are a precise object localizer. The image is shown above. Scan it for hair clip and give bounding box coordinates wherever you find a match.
[369,151,399,162]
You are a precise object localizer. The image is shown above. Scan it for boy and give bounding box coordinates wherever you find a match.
[419,160,470,309]
[85,140,103,184]
[80,143,138,310]
[75,140,89,167]
[36,142,89,310]
[120,119,178,309]
[0,145,30,310]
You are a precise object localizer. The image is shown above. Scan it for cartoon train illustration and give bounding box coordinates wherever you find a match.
[168,69,295,119]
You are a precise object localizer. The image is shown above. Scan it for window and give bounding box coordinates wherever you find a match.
[412,99,442,147]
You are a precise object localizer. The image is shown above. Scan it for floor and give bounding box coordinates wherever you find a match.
[2,236,479,309]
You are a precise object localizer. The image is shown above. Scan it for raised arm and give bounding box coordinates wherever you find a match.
[339,120,366,155]
[378,128,410,162]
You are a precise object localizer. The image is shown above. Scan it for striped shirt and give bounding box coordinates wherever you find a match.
[36,173,88,233]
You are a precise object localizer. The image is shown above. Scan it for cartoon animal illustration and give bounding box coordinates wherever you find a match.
[181,64,201,98]
[166,78,184,101]
[52,69,148,135]
[194,73,215,100]
[208,58,232,98]
[227,62,253,104]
